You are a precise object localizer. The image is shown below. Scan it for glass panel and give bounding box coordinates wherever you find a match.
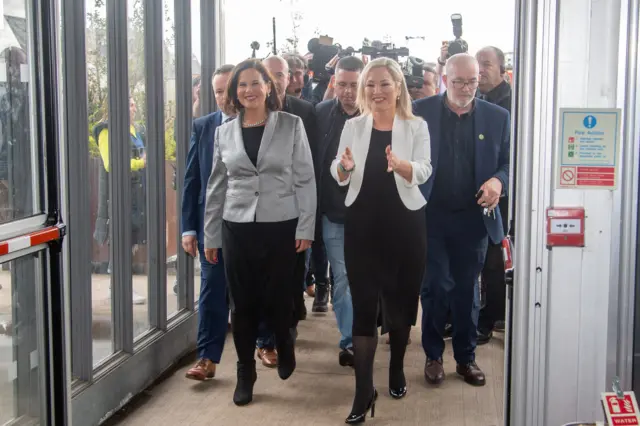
[190,0,202,306]
[0,252,44,424]
[0,1,38,224]
[163,0,179,318]
[86,0,113,365]
[127,0,150,339]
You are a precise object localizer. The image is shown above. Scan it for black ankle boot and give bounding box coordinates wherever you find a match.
[312,284,329,312]
[277,338,296,380]
[233,361,257,406]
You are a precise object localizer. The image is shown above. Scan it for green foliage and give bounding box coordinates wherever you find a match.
[165,100,177,161]
[86,0,177,160]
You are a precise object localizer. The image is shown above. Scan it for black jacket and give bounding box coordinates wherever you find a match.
[479,80,513,236]
[283,95,317,154]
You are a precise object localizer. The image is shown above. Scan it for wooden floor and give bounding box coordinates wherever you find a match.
[106,297,505,426]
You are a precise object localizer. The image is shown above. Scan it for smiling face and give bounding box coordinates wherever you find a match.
[363,66,400,114]
[236,68,270,110]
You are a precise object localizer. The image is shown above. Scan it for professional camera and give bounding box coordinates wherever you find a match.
[307,35,358,83]
[361,39,409,62]
[360,39,424,90]
[402,56,426,90]
[447,13,469,57]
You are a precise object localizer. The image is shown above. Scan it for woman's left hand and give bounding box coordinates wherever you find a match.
[385,145,414,183]
[296,240,312,253]
[385,145,400,172]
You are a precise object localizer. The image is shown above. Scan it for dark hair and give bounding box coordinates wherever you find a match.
[225,59,282,114]
[211,64,235,85]
[214,64,235,76]
[336,56,365,73]
[192,76,201,87]
[283,53,307,70]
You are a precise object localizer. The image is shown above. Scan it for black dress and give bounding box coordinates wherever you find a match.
[344,128,427,337]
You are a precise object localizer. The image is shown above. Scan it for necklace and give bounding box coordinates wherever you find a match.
[243,115,267,127]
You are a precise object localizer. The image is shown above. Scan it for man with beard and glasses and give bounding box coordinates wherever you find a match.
[413,53,510,387]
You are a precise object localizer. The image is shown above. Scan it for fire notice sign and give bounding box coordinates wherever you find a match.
[558,108,621,190]
[602,392,640,425]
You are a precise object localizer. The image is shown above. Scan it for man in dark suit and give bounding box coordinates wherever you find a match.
[414,53,510,387]
[253,56,321,368]
[181,64,235,381]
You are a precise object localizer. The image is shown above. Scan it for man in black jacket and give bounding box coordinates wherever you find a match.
[475,46,513,343]
[313,56,363,367]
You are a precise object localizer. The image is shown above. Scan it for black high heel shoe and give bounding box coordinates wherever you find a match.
[389,369,407,399]
[345,388,378,424]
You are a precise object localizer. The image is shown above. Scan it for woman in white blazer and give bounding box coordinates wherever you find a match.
[331,57,432,423]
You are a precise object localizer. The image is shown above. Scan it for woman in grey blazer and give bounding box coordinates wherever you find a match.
[332,57,432,423]
[203,59,316,406]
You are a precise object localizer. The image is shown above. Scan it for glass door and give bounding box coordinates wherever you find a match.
[0,0,69,424]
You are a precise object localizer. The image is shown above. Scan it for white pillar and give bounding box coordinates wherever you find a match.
[511,0,640,424]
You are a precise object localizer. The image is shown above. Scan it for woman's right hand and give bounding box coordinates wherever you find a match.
[205,248,218,264]
[340,146,355,172]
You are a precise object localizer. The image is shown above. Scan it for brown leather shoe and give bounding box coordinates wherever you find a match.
[456,361,486,386]
[185,358,216,381]
[257,348,277,368]
[424,358,445,385]
[305,285,315,297]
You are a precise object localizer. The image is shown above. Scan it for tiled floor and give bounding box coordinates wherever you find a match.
[105,297,505,426]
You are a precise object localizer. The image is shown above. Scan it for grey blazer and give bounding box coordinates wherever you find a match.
[203,110,317,249]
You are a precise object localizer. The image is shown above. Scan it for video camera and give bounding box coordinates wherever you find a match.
[361,39,425,90]
[447,13,468,57]
[307,35,358,83]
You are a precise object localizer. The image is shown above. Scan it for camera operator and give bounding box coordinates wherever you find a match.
[435,41,450,90]
[282,53,307,99]
[313,55,364,367]
[436,14,469,92]
[475,46,513,344]
[409,65,438,100]
[283,53,326,105]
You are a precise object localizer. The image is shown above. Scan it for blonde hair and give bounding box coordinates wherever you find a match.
[356,57,416,120]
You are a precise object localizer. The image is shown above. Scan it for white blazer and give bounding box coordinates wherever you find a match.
[330,114,432,211]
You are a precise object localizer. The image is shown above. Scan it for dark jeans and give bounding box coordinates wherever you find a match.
[196,244,229,363]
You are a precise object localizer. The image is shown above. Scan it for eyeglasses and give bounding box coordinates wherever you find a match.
[450,80,479,89]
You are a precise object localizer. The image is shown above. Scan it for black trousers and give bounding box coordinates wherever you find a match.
[222,219,298,363]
